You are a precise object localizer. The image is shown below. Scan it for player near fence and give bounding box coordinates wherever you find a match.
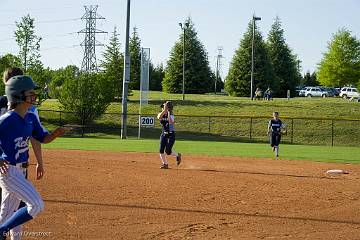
[157,101,182,169]
[0,75,64,240]
[267,112,286,159]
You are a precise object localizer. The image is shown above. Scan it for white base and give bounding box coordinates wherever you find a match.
[326,169,349,174]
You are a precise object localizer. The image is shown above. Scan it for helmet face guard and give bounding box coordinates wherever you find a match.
[5,75,39,104]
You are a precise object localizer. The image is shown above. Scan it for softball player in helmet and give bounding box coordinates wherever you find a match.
[157,101,182,169]
[0,75,63,239]
[1,68,55,240]
[267,112,286,159]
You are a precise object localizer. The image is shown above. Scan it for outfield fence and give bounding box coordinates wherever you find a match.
[38,109,360,147]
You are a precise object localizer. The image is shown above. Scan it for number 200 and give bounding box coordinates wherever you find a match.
[141,117,154,125]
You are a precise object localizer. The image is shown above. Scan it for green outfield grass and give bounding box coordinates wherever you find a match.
[41,91,360,119]
[39,91,360,146]
[44,137,360,164]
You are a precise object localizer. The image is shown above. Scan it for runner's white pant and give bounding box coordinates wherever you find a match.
[0,165,44,239]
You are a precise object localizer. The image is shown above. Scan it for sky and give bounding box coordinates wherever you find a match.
[0,0,359,79]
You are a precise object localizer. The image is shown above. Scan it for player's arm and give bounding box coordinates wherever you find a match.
[157,105,168,120]
[267,120,271,135]
[30,138,45,180]
[0,124,9,174]
[30,109,65,143]
[157,111,164,120]
[0,144,8,174]
[28,108,46,179]
[42,127,65,144]
[280,123,287,135]
[31,113,65,144]
[168,114,175,124]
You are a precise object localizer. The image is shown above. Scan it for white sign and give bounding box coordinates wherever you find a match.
[140,117,155,126]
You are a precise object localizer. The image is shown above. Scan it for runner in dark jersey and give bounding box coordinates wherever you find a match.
[267,112,286,159]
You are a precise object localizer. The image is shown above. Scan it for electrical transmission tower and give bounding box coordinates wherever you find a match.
[215,46,224,94]
[78,5,107,72]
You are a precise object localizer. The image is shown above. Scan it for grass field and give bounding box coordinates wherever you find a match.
[38,91,360,146]
[44,137,360,164]
[41,91,360,119]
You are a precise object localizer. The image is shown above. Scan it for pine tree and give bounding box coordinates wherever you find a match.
[267,16,301,97]
[129,27,142,90]
[225,20,274,97]
[317,28,360,87]
[163,17,214,94]
[100,26,124,99]
[150,63,164,91]
[302,71,319,86]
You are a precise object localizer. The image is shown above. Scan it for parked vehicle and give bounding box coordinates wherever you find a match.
[295,86,304,95]
[339,87,359,99]
[321,87,336,97]
[304,87,329,98]
[298,87,311,97]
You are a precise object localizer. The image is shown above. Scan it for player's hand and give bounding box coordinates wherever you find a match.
[53,127,65,138]
[36,163,45,180]
[163,104,168,111]
[0,160,9,174]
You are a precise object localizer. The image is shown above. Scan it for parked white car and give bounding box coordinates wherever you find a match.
[304,87,328,98]
[339,87,359,99]
[298,87,311,97]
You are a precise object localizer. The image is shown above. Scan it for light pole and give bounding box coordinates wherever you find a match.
[251,15,261,100]
[179,21,189,101]
[121,0,131,139]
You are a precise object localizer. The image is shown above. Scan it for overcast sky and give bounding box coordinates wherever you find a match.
[0,0,359,78]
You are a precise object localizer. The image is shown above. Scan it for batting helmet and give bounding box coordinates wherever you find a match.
[5,75,38,103]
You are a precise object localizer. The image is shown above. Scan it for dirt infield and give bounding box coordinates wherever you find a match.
[22,149,360,240]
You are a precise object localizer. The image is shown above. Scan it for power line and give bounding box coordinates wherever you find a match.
[36,18,81,24]
[41,45,81,51]
[0,32,78,42]
[42,32,79,38]
[0,6,76,14]
[0,18,81,27]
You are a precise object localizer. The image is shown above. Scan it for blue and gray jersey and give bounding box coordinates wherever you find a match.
[269,119,283,135]
[160,113,175,132]
[0,111,48,165]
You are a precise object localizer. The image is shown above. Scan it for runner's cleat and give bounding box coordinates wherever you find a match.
[160,164,169,169]
[176,153,182,166]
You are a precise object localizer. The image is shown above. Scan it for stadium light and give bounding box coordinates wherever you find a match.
[251,15,261,100]
[179,21,189,101]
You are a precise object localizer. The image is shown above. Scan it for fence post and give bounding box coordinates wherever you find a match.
[249,117,253,140]
[331,119,334,146]
[138,114,141,139]
[208,116,211,133]
[59,111,62,126]
[291,118,294,144]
